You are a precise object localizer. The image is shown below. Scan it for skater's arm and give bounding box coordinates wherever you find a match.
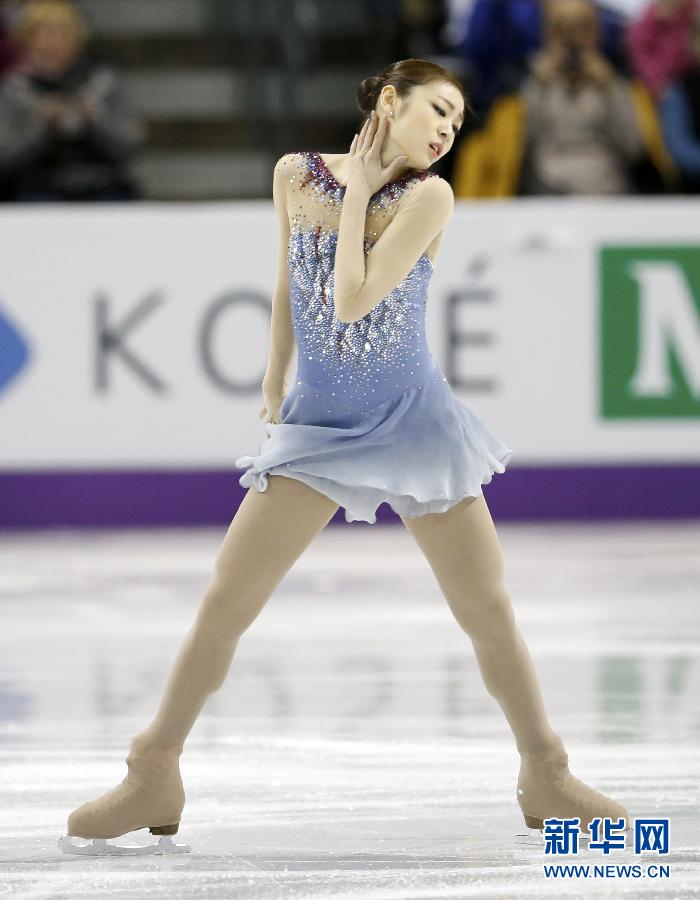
[334,176,453,324]
[263,155,295,387]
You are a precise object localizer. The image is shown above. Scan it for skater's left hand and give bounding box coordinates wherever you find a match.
[346,111,409,197]
[260,374,287,424]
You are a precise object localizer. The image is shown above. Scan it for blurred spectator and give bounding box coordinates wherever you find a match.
[453,0,629,120]
[626,0,699,100]
[659,6,700,190]
[519,0,644,193]
[0,0,144,202]
[365,0,451,61]
[450,0,679,197]
[0,1,24,75]
[403,0,450,54]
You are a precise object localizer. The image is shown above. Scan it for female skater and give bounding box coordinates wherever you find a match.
[60,58,630,855]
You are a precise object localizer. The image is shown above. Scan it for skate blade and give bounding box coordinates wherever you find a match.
[514,827,591,847]
[514,826,545,846]
[58,834,191,856]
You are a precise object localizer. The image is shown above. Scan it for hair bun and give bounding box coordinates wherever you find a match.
[356,75,382,114]
[355,59,472,126]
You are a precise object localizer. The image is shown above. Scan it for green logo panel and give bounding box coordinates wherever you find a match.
[599,246,700,419]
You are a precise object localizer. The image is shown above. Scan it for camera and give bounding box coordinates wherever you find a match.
[562,45,583,75]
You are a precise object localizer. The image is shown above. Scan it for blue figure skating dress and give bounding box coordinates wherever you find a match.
[235,150,513,523]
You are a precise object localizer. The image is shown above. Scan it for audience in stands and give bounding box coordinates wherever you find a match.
[658,4,700,191]
[0,1,24,76]
[453,0,629,120]
[519,0,643,194]
[0,0,144,202]
[626,0,699,99]
[1,0,698,201]
[447,0,687,197]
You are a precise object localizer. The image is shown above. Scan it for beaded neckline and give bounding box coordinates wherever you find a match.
[309,150,431,197]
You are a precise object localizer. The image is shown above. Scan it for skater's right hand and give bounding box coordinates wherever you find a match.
[346,111,409,197]
[259,375,287,424]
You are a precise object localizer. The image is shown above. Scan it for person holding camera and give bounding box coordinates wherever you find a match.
[0,0,144,202]
[519,0,643,195]
[658,5,700,192]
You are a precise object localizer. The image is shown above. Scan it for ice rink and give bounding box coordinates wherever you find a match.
[0,519,698,898]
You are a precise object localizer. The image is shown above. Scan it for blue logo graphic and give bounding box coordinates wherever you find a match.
[587,816,628,853]
[0,302,31,394]
[542,816,671,855]
[635,818,670,854]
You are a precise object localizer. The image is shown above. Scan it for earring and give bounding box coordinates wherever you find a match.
[389,111,394,118]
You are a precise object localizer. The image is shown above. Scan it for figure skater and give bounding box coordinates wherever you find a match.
[60,58,630,855]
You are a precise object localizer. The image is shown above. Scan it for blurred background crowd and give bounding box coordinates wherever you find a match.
[0,0,699,202]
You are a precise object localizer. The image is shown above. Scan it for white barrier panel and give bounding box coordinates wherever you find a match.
[1,199,698,469]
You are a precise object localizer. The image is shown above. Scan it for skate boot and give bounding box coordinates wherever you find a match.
[58,735,189,856]
[516,736,631,845]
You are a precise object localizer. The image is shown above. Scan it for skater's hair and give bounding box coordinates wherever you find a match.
[11,0,90,48]
[356,59,474,128]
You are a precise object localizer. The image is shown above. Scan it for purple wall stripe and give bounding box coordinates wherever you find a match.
[0,465,698,529]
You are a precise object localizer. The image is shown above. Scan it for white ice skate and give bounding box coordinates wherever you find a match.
[60,738,189,856]
[514,740,632,848]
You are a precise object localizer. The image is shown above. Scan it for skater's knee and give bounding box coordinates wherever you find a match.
[197,577,269,637]
[448,581,515,636]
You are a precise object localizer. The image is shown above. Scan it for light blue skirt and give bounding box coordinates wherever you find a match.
[235,363,513,524]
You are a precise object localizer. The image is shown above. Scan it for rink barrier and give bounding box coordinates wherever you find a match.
[0,463,699,528]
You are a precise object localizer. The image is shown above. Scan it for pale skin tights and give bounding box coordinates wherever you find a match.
[136,474,560,759]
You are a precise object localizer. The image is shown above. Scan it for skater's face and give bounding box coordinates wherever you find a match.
[374,80,465,170]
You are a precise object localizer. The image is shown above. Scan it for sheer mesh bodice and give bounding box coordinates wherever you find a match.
[281,150,444,411]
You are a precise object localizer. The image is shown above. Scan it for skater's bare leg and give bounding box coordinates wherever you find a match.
[399,493,630,832]
[401,494,559,756]
[65,475,339,843]
[136,474,340,753]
